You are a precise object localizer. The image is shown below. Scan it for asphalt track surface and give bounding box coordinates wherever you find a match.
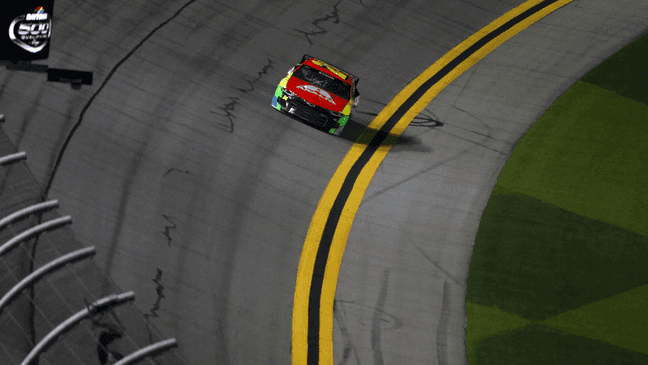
[1,0,647,364]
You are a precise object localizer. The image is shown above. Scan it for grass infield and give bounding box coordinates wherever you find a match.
[466,30,648,365]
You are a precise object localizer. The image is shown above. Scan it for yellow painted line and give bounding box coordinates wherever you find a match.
[317,144,391,361]
[292,0,574,363]
[292,142,369,359]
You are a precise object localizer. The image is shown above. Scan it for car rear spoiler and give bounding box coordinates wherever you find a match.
[301,54,359,85]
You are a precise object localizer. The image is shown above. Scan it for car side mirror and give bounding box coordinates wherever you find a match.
[287,64,300,76]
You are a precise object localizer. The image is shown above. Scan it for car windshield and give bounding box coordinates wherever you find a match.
[292,65,351,100]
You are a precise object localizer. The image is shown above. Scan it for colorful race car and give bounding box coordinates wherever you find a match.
[271,55,359,135]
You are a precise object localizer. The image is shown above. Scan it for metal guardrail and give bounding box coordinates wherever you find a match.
[0,247,96,313]
[0,216,72,257]
[0,151,26,165]
[0,200,59,230]
[113,338,179,365]
[20,291,136,365]
[0,131,181,363]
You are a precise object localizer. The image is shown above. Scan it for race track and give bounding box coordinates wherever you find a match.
[1,0,647,364]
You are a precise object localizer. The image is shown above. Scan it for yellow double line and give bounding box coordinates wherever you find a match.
[291,0,573,363]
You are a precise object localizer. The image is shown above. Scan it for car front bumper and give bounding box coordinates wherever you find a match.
[272,87,348,133]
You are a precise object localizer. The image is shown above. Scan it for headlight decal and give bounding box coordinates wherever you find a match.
[274,84,283,98]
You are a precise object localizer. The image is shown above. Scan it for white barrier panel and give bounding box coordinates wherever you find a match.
[0,216,71,257]
[20,291,135,365]
[0,200,59,230]
[113,338,179,365]
[0,246,95,313]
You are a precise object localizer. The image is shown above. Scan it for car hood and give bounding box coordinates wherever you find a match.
[287,77,348,113]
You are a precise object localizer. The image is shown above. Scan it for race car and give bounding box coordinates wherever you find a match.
[271,55,359,135]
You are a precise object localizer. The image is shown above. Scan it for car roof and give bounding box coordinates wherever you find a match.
[300,55,357,85]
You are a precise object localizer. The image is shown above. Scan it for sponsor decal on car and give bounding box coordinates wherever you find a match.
[9,6,51,53]
[295,84,336,105]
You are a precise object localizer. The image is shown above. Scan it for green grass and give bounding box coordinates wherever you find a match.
[475,324,648,365]
[495,81,648,238]
[541,285,648,355]
[467,186,648,320]
[467,29,648,365]
[580,31,648,105]
[466,301,531,365]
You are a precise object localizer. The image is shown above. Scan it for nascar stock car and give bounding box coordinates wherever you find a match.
[271,55,359,135]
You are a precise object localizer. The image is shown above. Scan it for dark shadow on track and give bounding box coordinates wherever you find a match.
[335,115,436,153]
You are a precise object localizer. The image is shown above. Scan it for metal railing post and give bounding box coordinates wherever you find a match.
[20,292,136,365]
[0,216,72,257]
[0,247,96,313]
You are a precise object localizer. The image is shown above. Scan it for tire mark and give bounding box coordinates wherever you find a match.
[404,234,464,287]
[42,0,198,199]
[361,149,469,205]
[371,268,391,365]
[436,280,451,365]
[162,214,177,247]
[358,110,444,128]
[359,98,507,154]
[237,58,274,94]
[211,97,238,134]
[163,168,190,177]
[332,299,362,365]
[357,99,444,128]
[293,1,342,45]
[355,0,369,9]
[144,268,165,320]
[213,58,275,133]
[334,299,403,330]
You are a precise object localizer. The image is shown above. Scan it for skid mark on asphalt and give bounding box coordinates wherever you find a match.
[448,103,495,138]
[404,233,465,288]
[42,0,198,198]
[436,280,451,365]
[332,299,362,365]
[438,128,508,155]
[142,269,165,345]
[162,214,177,247]
[103,139,147,292]
[212,97,238,134]
[358,99,444,128]
[361,150,469,205]
[337,298,404,328]
[362,98,506,154]
[144,268,165,319]
[355,0,369,9]
[334,297,404,363]
[212,57,275,134]
[163,168,191,177]
[237,58,274,94]
[371,268,390,365]
[293,0,342,45]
